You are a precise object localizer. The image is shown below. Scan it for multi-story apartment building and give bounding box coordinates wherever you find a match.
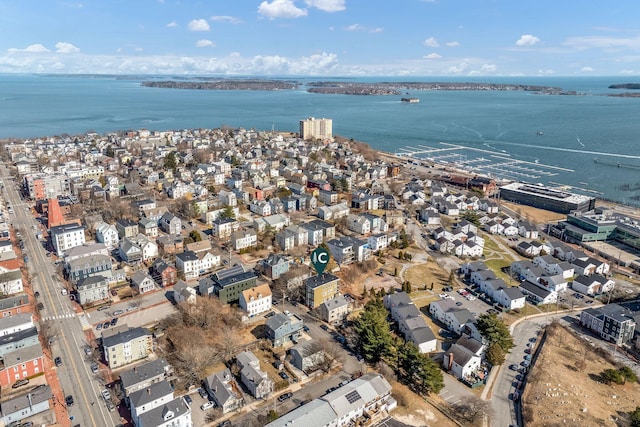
[580,304,637,345]
[65,253,112,284]
[305,273,339,309]
[239,284,272,317]
[299,117,333,141]
[23,173,70,200]
[50,223,86,257]
[102,325,153,369]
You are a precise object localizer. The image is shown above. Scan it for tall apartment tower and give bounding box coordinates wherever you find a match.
[299,117,333,141]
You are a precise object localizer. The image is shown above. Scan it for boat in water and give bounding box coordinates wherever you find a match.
[401,97,420,103]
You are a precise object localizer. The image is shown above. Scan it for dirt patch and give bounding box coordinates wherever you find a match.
[522,323,640,426]
[390,380,459,427]
[500,201,566,224]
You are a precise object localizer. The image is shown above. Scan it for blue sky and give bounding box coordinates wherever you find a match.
[2,0,640,76]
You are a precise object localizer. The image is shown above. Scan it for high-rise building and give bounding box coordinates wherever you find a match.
[299,117,333,141]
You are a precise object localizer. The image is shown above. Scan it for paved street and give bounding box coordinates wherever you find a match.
[1,165,120,427]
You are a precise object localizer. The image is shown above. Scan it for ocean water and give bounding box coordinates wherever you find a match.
[1,74,640,205]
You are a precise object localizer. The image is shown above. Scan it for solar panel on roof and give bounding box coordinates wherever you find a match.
[345,390,361,404]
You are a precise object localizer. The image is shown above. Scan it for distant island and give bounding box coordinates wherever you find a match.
[608,83,640,89]
[141,79,299,91]
[306,81,571,95]
[140,78,578,95]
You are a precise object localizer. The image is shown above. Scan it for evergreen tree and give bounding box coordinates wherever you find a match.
[164,151,178,171]
[396,341,444,395]
[354,298,394,364]
[219,205,236,220]
[189,230,202,242]
[485,342,506,366]
[630,406,640,427]
[476,313,514,363]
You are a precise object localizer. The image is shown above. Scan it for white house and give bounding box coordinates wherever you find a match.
[231,230,258,251]
[51,224,86,257]
[443,342,482,382]
[130,271,156,295]
[95,222,119,250]
[175,251,199,280]
[173,280,197,304]
[239,284,272,317]
[494,287,526,310]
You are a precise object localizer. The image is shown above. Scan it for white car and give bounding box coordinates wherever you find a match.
[466,295,476,301]
[439,293,448,299]
[101,389,111,401]
[200,401,214,411]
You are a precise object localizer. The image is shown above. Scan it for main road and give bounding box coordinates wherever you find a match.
[0,164,117,427]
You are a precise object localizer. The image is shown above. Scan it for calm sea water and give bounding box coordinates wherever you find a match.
[1,74,640,205]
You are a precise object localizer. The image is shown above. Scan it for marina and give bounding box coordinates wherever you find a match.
[395,142,572,183]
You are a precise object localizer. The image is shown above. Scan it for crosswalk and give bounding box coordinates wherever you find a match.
[41,313,76,321]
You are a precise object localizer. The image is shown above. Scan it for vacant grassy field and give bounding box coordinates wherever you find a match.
[523,323,640,426]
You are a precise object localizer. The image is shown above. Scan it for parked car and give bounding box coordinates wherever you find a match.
[84,346,92,356]
[91,363,99,374]
[200,401,215,411]
[34,291,40,298]
[320,324,329,331]
[102,322,110,329]
[101,389,111,401]
[278,392,293,402]
[54,357,62,367]
[110,318,119,326]
[303,325,310,332]
[279,371,290,381]
[37,303,44,311]
[183,395,193,405]
[65,395,74,406]
[509,364,519,371]
[97,305,111,311]
[264,311,275,318]
[198,388,208,399]
[113,310,124,316]
[12,379,29,389]
[96,323,103,331]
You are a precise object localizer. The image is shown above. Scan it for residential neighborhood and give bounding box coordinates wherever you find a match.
[0,124,638,427]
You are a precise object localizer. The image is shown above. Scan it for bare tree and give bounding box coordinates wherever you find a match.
[39,319,57,350]
[453,396,494,426]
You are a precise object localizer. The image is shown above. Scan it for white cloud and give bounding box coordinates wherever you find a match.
[166,21,178,28]
[423,53,442,59]
[188,19,210,32]
[516,34,540,46]
[536,68,554,75]
[581,66,594,72]
[345,24,364,31]
[447,59,470,74]
[423,37,439,48]
[211,15,243,24]
[55,42,80,53]
[481,63,496,72]
[258,0,308,19]
[371,27,384,33]
[8,44,50,53]
[446,41,460,47]
[304,0,345,12]
[196,40,215,48]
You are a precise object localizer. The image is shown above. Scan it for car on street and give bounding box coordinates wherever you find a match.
[509,364,519,371]
[279,371,290,381]
[264,312,275,318]
[37,303,44,311]
[91,363,99,374]
[455,301,463,306]
[524,354,531,360]
[585,300,594,304]
[320,324,329,331]
[34,291,40,298]
[218,421,232,427]
[110,318,119,326]
[200,401,215,411]
[438,293,448,299]
[84,346,92,355]
[303,325,310,332]
[65,395,74,406]
[96,323,103,331]
[103,322,110,329]
[101,389,111,401]
[97,305,111,311]
[278,392,293,402]
[113,310,124,316]
[12,379,29,389]
[54,357,62,367]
